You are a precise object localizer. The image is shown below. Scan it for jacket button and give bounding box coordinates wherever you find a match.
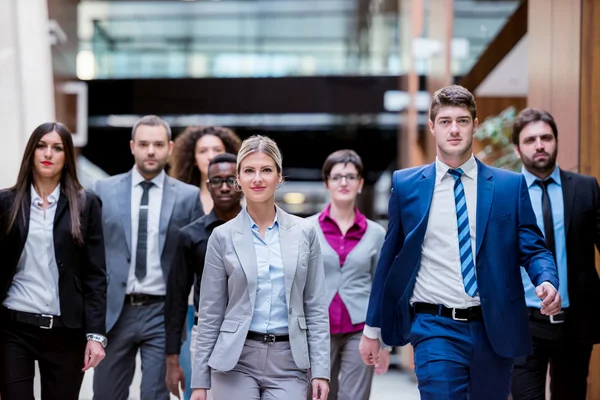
[127,258,131,263]
[121,282,126,287]
[289,307,292,314]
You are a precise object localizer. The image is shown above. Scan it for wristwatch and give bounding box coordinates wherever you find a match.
[86,333,108,348]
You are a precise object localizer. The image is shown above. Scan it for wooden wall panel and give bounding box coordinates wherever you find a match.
[580,0,600,398]
[528,0,581,173]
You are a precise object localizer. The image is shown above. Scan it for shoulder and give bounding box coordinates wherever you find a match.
[83,189,102,207]
[481,163,523,185]
[97,172,127,187]
[562,170,598,186]
[168,176,200,197]
[0,188,16,203]
[180,215,207,237]
[392,164,431,182]
[366,219,386,238]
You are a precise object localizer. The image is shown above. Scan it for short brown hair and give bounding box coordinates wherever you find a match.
[322,149,364,181]
[511,108,558,145]
[131,115,171,140]
[429,85,477,122]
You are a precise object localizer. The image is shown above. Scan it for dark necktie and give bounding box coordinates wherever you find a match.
[535,178,556,260]
[136,181,154,281]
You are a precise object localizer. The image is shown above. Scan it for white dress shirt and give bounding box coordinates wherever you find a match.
[3,184,62,315]
[247,211,289,335]
[364,155,479,340]
[127,168,166,295]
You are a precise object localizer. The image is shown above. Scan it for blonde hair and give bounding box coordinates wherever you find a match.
[236,135,283,175]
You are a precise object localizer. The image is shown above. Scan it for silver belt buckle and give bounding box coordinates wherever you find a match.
[549,311,565,324]
[130,294,144,306]
[452,308,468,322]
[40,314,53,329]
[263,334,277,344]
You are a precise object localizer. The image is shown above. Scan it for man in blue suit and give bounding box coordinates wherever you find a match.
[359,85,562,400]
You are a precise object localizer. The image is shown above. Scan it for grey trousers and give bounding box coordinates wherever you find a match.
[92,301,170,400]
[211,339,309,400]
[308,331,374,400]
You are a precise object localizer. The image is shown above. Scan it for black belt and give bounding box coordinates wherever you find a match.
[413,302,483,322]
[528,307,567,324]
[247,331,290,343]
[125,293,166,306]
[3,308,65,329]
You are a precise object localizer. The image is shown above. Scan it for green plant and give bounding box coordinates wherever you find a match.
[474,106,522,171]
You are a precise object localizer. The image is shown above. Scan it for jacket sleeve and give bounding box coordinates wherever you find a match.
[82,192,108,335]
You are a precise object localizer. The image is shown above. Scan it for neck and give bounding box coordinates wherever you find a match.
[329,201,355,223]
[246,200,277,227]
[136,166,161,181]
[438,152,472,169]
[32,175,61,199]
[214,204,243,222]
[528,166,555,181]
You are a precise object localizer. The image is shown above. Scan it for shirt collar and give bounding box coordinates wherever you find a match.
[521,164,561,188]
[319,203,366,228]
[435,154,477,184]
[132,167,165,189]
[246,207,278,230]
[30,183,61,205]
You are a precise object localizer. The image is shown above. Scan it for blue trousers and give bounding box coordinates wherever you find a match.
[410,313,514,400]
[179,305,195,400]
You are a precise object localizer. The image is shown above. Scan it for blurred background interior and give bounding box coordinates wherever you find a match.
[1,0,599,398]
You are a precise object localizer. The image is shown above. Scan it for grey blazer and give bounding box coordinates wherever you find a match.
[94,170,203,332]
[307,214,386,325]
[191,206,330,389]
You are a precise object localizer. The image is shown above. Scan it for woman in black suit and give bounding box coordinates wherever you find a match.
[0,122,107,400]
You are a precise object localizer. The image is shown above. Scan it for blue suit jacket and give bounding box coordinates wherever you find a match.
[365,159,559,358]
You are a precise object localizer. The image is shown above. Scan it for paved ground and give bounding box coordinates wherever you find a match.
[34,355,420,399]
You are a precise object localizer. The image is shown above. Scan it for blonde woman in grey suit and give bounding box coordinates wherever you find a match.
[307,150,389,400]
[190,135,331,400]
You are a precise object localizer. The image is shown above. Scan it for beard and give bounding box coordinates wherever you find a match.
[521,148,557,174]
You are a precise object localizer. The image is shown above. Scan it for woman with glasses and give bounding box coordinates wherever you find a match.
[307,149,389,400]
[167,126,241,400]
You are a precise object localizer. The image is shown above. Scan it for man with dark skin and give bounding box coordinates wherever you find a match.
[165,153,243,398]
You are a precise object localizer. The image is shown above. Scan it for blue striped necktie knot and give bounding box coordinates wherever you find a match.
[448,168,478,297]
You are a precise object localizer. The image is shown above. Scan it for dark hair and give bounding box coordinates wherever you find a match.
[511,108,558,145]
[208,153,238,169]
[322,149,364,181]
[429,85,477,122]
[4,122,86,244]
[131,115,172,140]
[169,126,242,186]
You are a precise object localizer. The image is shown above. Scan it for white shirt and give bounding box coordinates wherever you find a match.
[3,184,62,315]
[127,168,166,295]
[247,211,289,334]
[364,155,479,340]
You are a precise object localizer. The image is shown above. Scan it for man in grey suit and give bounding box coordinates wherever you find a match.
[93,115,203,400]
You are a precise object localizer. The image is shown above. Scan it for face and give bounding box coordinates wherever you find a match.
[195,134,226,176]
[207,162,242,210]
[325,163,363,204]
[130,124,173,178]
[429,106,478,164]
[514,121,557,174]
[33,131,65,180]
[237,152,281,204]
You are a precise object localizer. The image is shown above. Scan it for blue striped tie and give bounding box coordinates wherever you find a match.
[448,168,478,297]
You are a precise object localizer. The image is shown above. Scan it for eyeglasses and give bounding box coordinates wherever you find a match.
[328,174,360,183]
[208,176,236,188]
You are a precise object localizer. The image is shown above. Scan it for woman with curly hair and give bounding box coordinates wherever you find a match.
[170,126,242,214]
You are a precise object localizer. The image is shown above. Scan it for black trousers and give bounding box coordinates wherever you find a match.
[511,319,593,400]
[0,318,87,400]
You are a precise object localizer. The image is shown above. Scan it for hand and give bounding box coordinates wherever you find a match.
[82,340,105,371]
[311,378,329,400]
[190,389,207,400]
[359,334,381,366]
[536,283,562,315]
[374,349,391,375]
[166,355,186,398]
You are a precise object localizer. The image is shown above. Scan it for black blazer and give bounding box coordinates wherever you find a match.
[0,188,107,335]
[560,170,600,343]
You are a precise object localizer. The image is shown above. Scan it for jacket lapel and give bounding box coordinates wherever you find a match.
[277,207,298,310]
[232,210,258,310]
[54,193,68,223]
[418,163,436,221]
[159,176,177,256]
[475,159,494,256]
[560,169,575,235]
[118,172,133,256]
